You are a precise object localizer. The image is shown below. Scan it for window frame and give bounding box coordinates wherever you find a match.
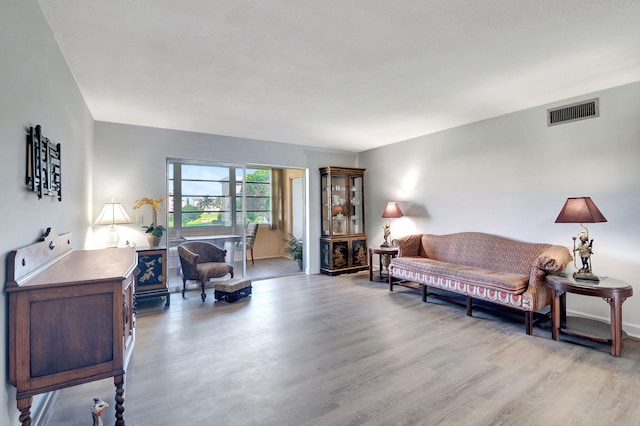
[167,160,272,233]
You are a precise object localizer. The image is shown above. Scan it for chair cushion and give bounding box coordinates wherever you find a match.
[197,262,233,281]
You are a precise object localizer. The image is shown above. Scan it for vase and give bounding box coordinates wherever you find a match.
[147,234,162,247]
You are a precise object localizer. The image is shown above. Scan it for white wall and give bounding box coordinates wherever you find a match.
[1,2,639,424]
[0,1,95,425]
[360,81,640,337]
[91,122,358,273]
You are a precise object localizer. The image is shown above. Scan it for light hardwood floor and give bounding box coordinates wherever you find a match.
[166,257,303,295]
[43,272,640,426]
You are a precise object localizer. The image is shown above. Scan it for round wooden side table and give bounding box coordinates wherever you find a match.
[368,247,399,282]
[545,274,633,356]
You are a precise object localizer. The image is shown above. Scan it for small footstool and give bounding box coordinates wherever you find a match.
[214,278,252,303]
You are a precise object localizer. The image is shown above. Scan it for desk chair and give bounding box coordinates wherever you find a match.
[236,222,258,265]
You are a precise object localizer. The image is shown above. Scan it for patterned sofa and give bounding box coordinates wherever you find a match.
[389,232,572,334]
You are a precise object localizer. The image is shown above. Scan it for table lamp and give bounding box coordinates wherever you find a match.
[381,202,403,247]
[554,197,607,281]
[95,201,133,248]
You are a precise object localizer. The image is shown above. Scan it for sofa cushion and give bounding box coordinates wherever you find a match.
[392,256,530,294]
[420,232,551,276]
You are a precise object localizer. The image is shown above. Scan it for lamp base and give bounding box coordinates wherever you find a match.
[105,225,119,248]
[573,271,600,282]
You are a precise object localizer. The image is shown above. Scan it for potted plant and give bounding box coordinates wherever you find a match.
[133,197,166,246]
[283,234,303,270]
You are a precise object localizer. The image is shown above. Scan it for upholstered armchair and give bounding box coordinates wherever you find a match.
[178,242,234,302]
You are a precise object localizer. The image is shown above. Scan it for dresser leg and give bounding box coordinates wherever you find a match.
[114,374,126,425]
[17,396,32,426]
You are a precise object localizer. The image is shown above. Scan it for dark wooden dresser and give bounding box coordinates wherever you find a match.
[5,230,137,426]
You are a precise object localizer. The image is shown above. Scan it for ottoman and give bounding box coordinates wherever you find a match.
[214,278,252,303]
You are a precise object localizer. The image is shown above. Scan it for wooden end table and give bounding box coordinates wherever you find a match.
[369,247,399,282]
[545,274,633,356]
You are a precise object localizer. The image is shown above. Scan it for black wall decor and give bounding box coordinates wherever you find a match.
[26,125,62,201]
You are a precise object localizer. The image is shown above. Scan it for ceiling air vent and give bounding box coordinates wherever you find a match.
[547,98,599,126]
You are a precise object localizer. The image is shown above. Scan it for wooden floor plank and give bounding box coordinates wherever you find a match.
[42,272,640,426]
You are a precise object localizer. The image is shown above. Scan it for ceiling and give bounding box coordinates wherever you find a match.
[38,0,640,152]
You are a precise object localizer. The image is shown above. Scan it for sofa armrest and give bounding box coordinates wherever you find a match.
[535,245,573,272]
[529,244,573,288]
[391,234,423,257]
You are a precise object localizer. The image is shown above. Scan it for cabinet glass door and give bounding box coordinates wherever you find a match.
[321,174,330,236]
[330,174,347,236]
[348,175,364,234]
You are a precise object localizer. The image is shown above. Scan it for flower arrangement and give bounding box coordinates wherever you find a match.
[133,197,166,237]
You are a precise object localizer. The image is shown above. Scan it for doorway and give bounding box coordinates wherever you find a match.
[166,159,305,292]
[292,177,304,241]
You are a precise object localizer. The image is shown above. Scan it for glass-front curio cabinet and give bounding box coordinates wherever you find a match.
[320,166,368,275]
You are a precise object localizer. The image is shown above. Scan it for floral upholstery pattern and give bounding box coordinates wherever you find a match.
[390,232,572,332]
[392,234,423,257]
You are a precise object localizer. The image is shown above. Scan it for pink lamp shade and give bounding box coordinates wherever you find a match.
[555,197,607,224]
[381,202,404,219]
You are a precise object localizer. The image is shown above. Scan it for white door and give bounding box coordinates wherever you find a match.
[292,177,303,240]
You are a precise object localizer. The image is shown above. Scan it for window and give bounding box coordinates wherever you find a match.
[237,168,271,225]
[168,161,272,232]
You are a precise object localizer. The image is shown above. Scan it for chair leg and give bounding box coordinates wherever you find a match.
[250,248,254,265]
[182,279,187,298]
[200,280,206,302]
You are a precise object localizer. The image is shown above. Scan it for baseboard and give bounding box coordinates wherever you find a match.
[34,391,57,426]
[568,309,640,339]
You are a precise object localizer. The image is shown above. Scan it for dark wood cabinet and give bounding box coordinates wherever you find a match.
[135,246,169,307]
[319,166,368,275]
[5,231,137,426]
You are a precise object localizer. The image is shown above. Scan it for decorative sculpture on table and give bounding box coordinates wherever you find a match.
[91,398,109,426]
[382,223,391,247]
[575,231,594,276]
